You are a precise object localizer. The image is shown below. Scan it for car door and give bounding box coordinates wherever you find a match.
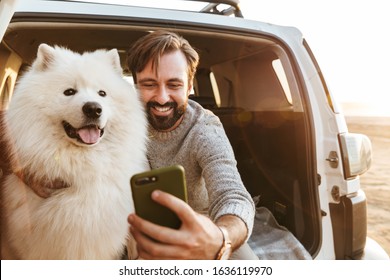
[0,0,18,42]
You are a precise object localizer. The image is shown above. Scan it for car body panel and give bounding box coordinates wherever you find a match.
[0,0,387,260]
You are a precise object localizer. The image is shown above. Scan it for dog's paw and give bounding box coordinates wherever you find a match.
[127,234,139,260]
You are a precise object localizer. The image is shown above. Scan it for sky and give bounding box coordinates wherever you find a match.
[240,0,390,116]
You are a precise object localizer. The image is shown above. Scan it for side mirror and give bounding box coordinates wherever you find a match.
[338,133,372,179]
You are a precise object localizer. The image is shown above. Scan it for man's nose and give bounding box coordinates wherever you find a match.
[154,86,170,104]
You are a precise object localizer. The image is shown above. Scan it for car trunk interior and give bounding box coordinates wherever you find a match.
[0,19,321,256]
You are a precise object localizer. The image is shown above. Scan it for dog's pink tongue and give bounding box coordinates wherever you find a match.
[77,127,100,144]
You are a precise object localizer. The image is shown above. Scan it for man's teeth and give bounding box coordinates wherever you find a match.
[154,106,171,112]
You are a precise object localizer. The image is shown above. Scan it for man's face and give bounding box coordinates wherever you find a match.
[136,50,192,131]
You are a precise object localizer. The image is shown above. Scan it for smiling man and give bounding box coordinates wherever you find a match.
[137,49,189,132]
[126,30,256,260]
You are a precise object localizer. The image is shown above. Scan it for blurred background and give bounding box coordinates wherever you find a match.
[241,0,390,117]
[241,0,390,255]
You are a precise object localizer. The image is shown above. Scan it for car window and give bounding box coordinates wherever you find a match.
[210,43,300,112]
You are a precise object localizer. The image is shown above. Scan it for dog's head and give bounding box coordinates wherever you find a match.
[6,44,147,178]
[15,44,137,147]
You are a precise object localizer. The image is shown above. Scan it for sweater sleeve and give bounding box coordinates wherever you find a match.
[193,114,255,240]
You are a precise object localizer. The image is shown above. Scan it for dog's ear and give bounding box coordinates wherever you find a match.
[33,44,56,71]
[107,49,123,75]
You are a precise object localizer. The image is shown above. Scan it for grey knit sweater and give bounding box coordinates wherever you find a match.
[147,100,255,237]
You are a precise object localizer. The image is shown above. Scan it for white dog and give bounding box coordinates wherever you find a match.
[1,44,148,259]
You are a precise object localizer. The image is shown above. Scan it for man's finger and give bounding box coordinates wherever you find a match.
[151,190,197,224]
[128,213,181,245]
[50,178,71,189]
[130,224,188,260]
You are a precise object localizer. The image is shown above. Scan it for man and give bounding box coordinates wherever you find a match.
[126,30,256,260]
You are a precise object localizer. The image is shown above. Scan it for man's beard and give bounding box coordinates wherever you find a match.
[146,101,187,131]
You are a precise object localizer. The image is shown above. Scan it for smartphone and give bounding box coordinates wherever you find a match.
[130,165,188,229]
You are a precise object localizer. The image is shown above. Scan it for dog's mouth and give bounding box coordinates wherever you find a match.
[62,121,104,145]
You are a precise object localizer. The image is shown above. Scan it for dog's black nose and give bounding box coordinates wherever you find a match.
[82,102,102,119]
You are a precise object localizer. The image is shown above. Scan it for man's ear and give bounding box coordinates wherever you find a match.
[187,81,194,96]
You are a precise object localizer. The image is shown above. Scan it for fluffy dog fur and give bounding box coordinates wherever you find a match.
[1,44,148,259]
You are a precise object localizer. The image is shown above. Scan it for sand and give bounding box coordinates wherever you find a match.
[345,116,390,256]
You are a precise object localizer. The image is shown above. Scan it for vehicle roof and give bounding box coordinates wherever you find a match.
[10,0,301,36]
[3,0,303,70]
[65,0,243,17]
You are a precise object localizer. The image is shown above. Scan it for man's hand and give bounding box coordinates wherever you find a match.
[15,171,70,198]
[128,190,247,260]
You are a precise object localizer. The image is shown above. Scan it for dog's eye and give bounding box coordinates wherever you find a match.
[64,88,77,96]
[98,90,106,97]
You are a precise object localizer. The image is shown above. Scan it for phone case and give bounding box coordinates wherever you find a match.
[130,165,188,229]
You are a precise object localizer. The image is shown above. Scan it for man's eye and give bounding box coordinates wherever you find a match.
[169,83,182,89]
[140,83,156,88]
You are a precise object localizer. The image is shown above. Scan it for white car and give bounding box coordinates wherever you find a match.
[0,0,388,260]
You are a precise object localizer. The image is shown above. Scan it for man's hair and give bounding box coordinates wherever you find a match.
[127,30,199,84]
